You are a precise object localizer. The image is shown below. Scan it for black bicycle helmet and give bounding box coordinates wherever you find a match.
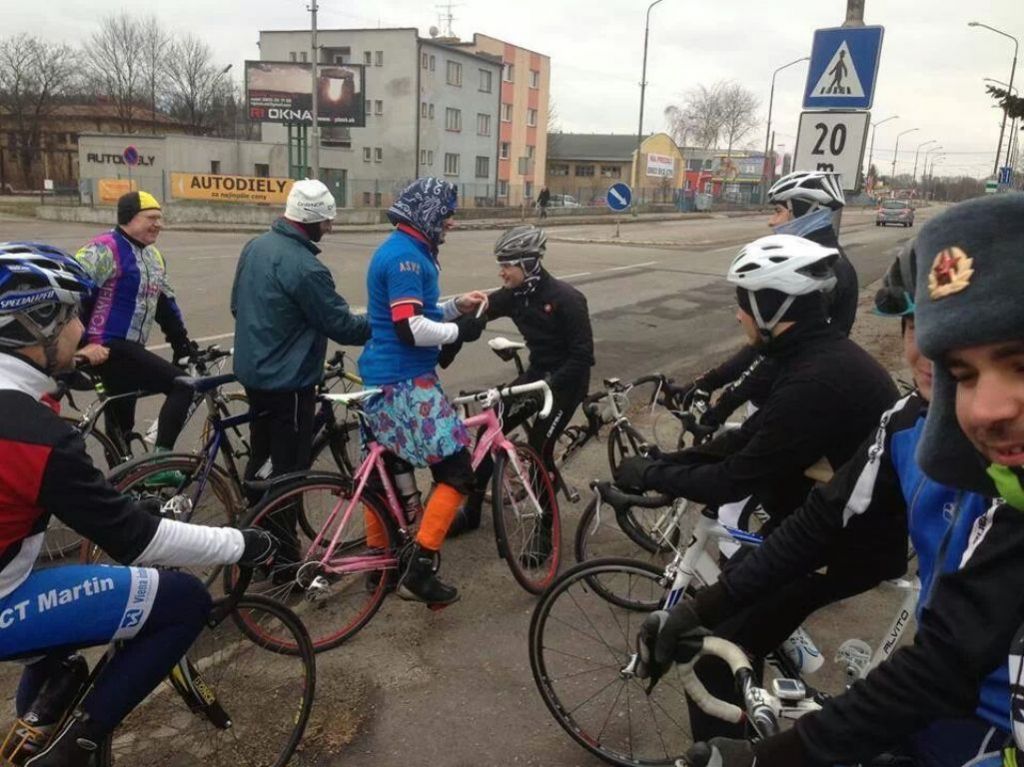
[494,225,547,263]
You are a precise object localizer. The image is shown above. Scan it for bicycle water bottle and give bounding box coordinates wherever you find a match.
[392,461,422,522]
[779,627,824,674]
[13,654,90,756]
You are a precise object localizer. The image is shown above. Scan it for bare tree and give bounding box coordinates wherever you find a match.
[666,83,725,150]
[0,34,78,187]
[718,82,760,158]
[165,34,233,135]
[663,104,695,147]
[83,13,147,133]
[140,16,173,133]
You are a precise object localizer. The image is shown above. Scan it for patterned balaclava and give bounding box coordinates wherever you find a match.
[387,178,458,253]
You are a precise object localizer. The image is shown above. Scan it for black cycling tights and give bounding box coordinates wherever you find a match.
[97,339,193,450]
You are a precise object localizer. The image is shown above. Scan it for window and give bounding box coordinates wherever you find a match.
[476,113,491,136]
[499,142,510,160]
[497,180,508,197]
[374,100,383,115]
[421,102,428,118]
[686,158,704,171]
[428,103,435,119]
[289,52,297,62]
[475,156,490,178]
[321,125,350,146]
[446,60,462,86]
[365,99,371,116]
[526,108,537,127]
[375,50,383,66]
[529,69,540,88]
[526,145,535,159]
[300,51,308,63]
[518,157,530,175]
[363,147,372,162]
[210,160,221,174]
[479,69,493,93]
[422,52,429,69]
[444,153,460,176]
[575,164,595,177]
[430,55,436,71]
[420,149,432,166]
[524,181,534,199]
[374,192,382,206]
[549,163,569,177]
[363,51,372,65]
[500,103,513,122]
[601,165,621,178]
[502,63,514,82]
[427,150,434,165]
[254,163,269,177]
[445,107,462,132]
[374,147,383,163]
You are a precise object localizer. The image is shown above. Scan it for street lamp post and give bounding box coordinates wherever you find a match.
[912,139,937,185]
[891,127,919,181]
[867,115,897,186]
[969,21,1019,176]
[761,56,809,203]
[634,0,665,197]
[925,151,944,198]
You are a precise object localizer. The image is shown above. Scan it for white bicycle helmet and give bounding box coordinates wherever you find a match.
[767,170,845,214]
[728,234,838,334]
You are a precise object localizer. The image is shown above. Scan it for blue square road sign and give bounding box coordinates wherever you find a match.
[803,26,884,110]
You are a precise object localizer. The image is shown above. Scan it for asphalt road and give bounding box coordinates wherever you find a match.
[0,207,937,766]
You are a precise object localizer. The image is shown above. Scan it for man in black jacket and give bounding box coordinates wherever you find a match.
[449,225,594,541]
[615,233,895,527]
[655,194,1024,767]
[683,170,859,430]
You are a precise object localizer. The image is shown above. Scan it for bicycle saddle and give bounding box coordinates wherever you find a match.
[591,480,672,511]
[488,337,526,351]
[322,389,383,407]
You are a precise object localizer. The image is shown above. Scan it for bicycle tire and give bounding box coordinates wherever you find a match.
[228,475,398,652]
[574,495,682,568]
[492,444,561,595]
[530,557,693,766]
[108,594,315,767]
[606,422,647,476]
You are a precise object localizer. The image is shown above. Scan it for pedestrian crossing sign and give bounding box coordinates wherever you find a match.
[803,26,884,110]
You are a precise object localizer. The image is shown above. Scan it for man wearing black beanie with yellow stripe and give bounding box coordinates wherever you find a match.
[74,191,198,480]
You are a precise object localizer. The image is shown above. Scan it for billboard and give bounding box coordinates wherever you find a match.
[246,61,365,126]
[646,153,674,178]
[170,173,294,204]
[97,178,137,204]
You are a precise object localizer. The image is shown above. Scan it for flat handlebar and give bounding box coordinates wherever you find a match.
[452,379,554,419]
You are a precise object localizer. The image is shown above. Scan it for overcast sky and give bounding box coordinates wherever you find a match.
[15,0,1022,178]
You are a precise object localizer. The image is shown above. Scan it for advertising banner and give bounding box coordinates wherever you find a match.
[246,61,365,126]
[646,153,675,178]
[170,173,294,204]
[97,179,137,204]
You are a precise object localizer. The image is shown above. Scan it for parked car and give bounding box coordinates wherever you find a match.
[549,194,582,208]
[876,199,915,227]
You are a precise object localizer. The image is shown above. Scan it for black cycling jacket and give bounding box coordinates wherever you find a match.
[486,269,595,396]
[640,321,897,521]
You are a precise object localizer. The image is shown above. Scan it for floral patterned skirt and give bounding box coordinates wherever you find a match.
[361,373,471,467]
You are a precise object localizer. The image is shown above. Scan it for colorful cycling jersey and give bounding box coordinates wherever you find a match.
[358,230,445,386]
[74,228,185,345]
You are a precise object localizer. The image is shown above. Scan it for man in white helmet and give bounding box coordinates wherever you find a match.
[231,179,370,556]
[680,171,859,431]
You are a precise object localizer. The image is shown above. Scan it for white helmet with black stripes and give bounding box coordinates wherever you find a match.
[767,170,846,215]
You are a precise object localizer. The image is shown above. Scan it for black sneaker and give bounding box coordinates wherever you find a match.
[24,712,102,767]
[396,545,459,606]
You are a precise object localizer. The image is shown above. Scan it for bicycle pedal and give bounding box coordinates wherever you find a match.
[305,575,331,602]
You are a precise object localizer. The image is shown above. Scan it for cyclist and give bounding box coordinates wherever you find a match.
[0,242,276,767]
[614,233,896,529]
[357,177,488,606]
[448,225,594,546]
[680,171,858,431]
[650,194,1024,767]
[232,179,369,478]
[639,241,1002,755]
[74,192,200,464]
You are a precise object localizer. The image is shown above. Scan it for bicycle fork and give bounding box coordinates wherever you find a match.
[168,657,232,729]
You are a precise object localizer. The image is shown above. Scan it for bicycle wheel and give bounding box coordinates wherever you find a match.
[530,558,693,766]
[109,594,315,766]
[229,475,399,652]
[310,414,361,477]
[492,443,561,594]
[574,495,686,568]
[607,422,647,475]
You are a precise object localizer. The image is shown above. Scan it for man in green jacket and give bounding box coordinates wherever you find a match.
[231,179,370,516]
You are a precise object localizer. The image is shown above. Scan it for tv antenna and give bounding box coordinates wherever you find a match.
[435,2,460,37]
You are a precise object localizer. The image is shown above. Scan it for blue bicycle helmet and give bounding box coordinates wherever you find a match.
[0,242,94,349]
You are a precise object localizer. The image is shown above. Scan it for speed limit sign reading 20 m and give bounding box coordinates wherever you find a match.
[793,111,870,193]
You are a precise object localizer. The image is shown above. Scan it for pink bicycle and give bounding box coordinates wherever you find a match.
[229,380,561,653]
